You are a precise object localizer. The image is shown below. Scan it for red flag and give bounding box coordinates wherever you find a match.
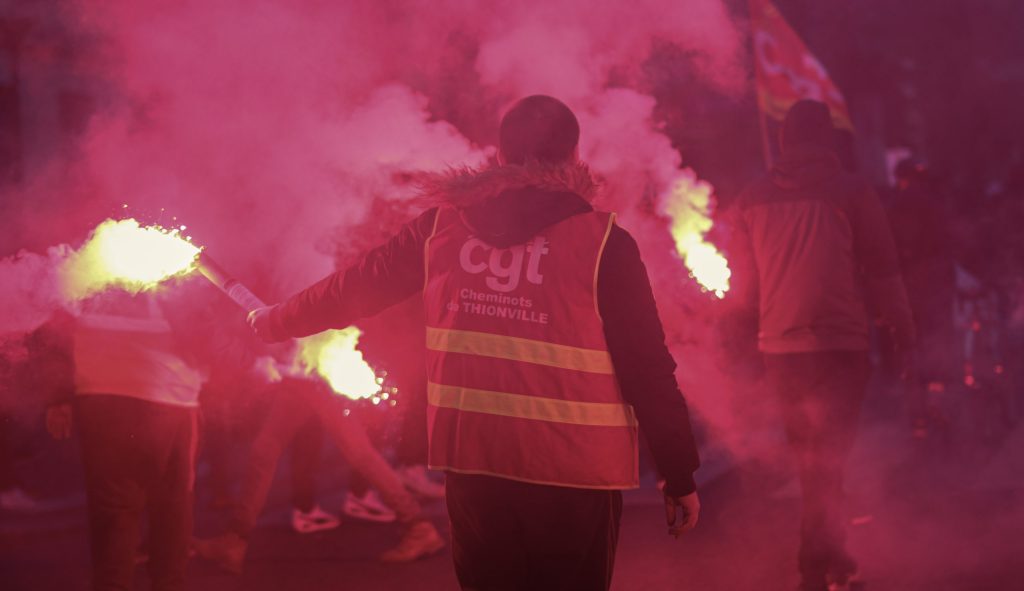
[750,0,853,130]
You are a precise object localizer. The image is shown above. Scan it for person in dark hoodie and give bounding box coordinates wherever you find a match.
[730,100,915,591]
[247,95,701,590]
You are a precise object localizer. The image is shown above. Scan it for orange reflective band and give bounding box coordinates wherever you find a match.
[426,327,615,375]
[428,382,637,427]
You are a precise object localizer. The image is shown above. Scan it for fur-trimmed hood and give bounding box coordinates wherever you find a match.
[415,161,601,248]
[415,161,599,207]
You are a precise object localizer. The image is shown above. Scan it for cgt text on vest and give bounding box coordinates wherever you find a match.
[458,236,549,293]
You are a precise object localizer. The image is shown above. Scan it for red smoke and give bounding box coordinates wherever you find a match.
[2,0,752,452]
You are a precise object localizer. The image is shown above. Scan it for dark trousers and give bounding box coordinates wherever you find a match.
[446,472,622,591]
[76,395,196,591]
[764,351,870,588]
[288,414,323,512]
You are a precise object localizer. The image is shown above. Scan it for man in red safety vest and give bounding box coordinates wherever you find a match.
[249,95,701,590]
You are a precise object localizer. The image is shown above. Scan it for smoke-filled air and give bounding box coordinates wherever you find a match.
[1,0,746,445]
[7,1,1021,589]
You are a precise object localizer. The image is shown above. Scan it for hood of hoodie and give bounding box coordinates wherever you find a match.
[771,143,843,191]
[416,162,599,248]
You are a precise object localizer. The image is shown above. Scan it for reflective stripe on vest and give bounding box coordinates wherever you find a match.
[74,294,201,408]
[427,382,637,427]
[425,327,615,375]
[423,206,639,490]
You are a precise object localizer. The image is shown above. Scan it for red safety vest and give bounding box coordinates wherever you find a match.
[423,206,639,490]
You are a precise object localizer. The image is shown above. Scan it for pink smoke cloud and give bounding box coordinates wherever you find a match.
[2,0,754,454]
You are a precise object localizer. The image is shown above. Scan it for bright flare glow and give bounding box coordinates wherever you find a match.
[296,327,381,400]
[661,170,731,298]
[60,218,201,300]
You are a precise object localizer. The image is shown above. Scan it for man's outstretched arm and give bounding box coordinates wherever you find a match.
[256,208,439,341]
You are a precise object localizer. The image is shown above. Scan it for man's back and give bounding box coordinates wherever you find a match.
[734,145,882,353]
[734,99,913,591]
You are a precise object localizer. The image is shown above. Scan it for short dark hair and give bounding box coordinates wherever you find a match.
[780,99,834,154]
[499,95,580,165]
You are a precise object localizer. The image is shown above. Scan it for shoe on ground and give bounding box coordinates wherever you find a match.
[0,488,40,512]
[291,504,341,534]
[396,465,445,499]
[192,532,247,575]
[378,520,445,562]
[343,490,397,523]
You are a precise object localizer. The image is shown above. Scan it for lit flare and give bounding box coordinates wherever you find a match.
[295,327,382,400]
[661,170,731,298]
[60,218,201,300]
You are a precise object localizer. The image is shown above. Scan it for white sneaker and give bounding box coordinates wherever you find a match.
[291,505,340,534]
[396,465,445,499]
[343,490,397,523]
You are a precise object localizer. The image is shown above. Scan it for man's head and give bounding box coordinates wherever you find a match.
[779,99,834,155]
[499,95,580,166]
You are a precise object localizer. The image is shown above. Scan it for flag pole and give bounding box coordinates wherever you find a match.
[750,0,775,171]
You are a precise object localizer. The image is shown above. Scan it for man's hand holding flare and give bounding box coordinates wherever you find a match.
[247,307,278,343]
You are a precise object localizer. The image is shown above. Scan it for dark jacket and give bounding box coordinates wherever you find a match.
[731,145,915,353]
[268,163,700,496]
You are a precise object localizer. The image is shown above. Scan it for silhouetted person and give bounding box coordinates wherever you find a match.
[44,290,203,591]
[888,159,956,384]
[731,100,915,591]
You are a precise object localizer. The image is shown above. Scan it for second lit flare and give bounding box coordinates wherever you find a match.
[295,327,382,401]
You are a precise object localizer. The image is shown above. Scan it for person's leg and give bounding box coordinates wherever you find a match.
[289,415,323,513]
[228,382,312,537]
[446,472,524,591]
[198,387,234,509]
[816,351,870,583]
[76,396,149,591]
[287,414,341,533]
[766,352,869,590]
[195,382,315,574]
[522,484,623,591]
[766,353,833,590]
[147,408,197,591]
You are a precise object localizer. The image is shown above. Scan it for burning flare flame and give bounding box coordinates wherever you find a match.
[661,170,731,298]
[60,218,201,300]
[295,327,382,401]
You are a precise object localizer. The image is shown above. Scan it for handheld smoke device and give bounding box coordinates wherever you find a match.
[196,252,267,311]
